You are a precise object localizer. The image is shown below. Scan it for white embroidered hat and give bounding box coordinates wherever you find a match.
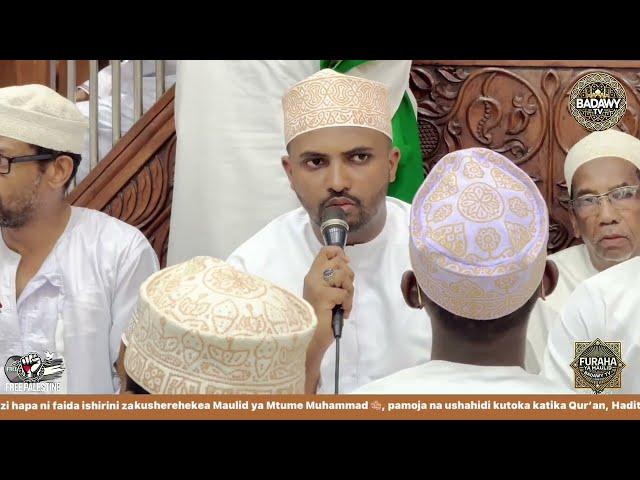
[124,256,317,394]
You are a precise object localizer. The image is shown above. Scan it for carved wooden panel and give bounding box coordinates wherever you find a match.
[68,86,175,267]
[410,60,640,253]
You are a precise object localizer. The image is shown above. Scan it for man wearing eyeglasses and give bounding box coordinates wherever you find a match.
[0,84,159,394]
[525,129,640,375]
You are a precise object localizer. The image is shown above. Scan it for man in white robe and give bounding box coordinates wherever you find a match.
[355,147,572,394]
[167,60,416,263]
[0,84,159,394]
[226,69,431,394]
[542,256,640,393]
[526,129,640,373]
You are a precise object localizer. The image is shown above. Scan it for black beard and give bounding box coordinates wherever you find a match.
[0,175,41,229]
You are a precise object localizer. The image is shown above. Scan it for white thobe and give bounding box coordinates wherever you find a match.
[0,207,159,393]
[526,244,599,373]
[354,360,574,394]
[227,197,432,394]
[542,256,640,393]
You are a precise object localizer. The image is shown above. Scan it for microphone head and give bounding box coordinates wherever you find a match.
[321,206,347,226]
[321,206,349,248]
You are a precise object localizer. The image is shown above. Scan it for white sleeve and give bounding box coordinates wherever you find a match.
[541,282,604,392]
[226,248,249,272]
[110,233,159,363]
[78,80,90,95]
[97,64,115,98]
[347,60,413,116]
[78,63,116,98]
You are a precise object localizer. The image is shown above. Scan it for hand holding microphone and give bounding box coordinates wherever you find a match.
[303,207,353,353]
[320,206,350,339]
[303,207,352,394]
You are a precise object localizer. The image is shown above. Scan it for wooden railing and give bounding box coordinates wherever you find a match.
[68,86,176,267]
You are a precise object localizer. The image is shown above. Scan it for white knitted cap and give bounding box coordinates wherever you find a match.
[565,129,640,195]
[0,84,87,154]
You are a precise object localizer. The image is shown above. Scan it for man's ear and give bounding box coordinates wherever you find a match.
[43,155,74,190]
[282,155,295,188]
[389,147,400,183]
[541,259,559,299]
[401,270,423,309]
[569,208,581,240]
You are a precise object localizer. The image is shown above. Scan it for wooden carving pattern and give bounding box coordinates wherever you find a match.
[411,61,640,253]
[69,86,176,267]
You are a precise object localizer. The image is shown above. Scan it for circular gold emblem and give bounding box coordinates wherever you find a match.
[569,72,626,131]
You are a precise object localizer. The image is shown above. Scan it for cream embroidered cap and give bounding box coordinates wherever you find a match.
[282,68,392,145]
[410,148,549,320]
[124,256,317,394]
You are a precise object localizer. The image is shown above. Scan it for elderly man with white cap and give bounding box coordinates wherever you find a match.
[526,129,640,373]
[0,84,158,394]
[355,147,572,394]
[226,69,431,394]
[123,256,317,394]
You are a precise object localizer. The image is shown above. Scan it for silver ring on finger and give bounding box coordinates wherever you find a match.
[322,268,336,284]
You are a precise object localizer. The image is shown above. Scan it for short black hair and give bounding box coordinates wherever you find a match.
[425,290,539,343]
[29,143,82,191]
[125,374,149,394]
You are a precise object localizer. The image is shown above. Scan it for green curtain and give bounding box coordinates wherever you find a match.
[321,60,424,202]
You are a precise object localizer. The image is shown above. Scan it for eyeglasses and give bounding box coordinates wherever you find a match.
[0,153,57,175]
[570,185,640,217]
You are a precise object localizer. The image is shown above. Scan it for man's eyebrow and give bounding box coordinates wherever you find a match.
[343,147,374,156]
[299,151,328,158]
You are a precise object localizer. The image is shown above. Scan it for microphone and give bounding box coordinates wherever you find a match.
[320,206,349,395]
[320,206,349,340]
[321,206,349,251]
